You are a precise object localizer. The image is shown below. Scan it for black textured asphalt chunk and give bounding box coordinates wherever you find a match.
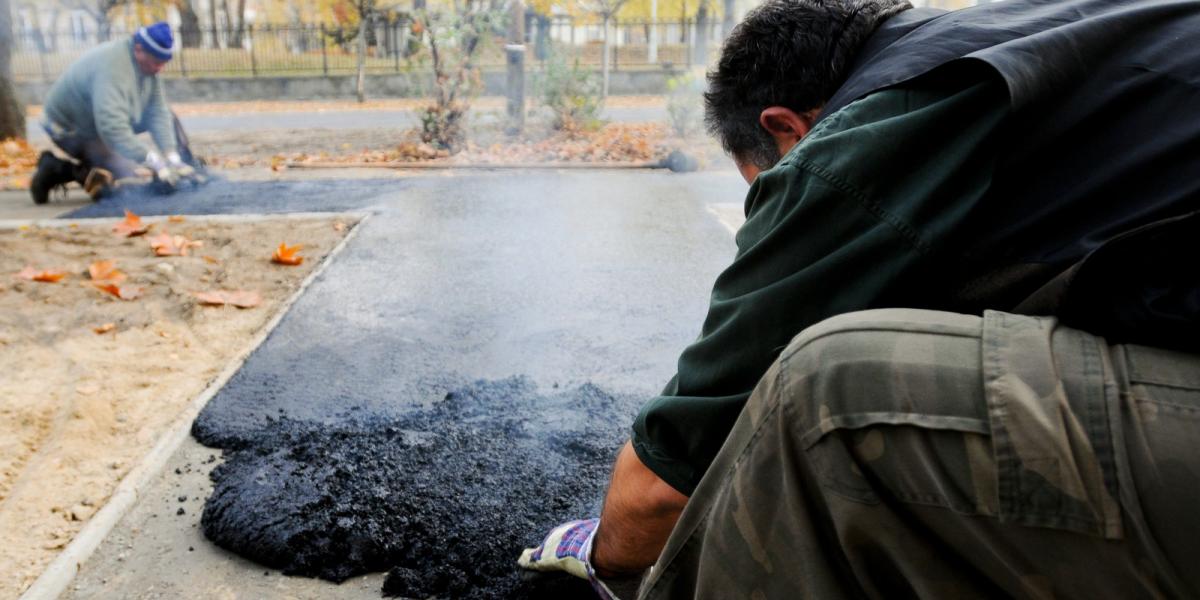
[193,376,639,598]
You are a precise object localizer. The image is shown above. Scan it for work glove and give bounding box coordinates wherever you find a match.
[144,150,177,187]
[166,151,196,179]
[518,518,617,599]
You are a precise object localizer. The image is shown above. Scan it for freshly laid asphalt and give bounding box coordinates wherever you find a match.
[60,169,747,598]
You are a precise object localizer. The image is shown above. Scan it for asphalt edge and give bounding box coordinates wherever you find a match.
[17,211,373,600]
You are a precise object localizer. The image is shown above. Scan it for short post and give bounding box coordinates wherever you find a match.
[393,21,400,72]
[320,24,328,76]
[505,0,526,135]
[178,44,188,78]
[248,24,258,77]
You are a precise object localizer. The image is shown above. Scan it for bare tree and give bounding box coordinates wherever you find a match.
[224,0,246,47]
[0,0,23,139]
[172,0,203,47]
[580,0,629,98]
[63,0,122,41]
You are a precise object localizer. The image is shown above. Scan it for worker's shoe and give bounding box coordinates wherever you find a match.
[29,151,74,205]
[82,168,114,200]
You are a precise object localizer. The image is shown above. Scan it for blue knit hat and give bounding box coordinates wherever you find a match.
[134,22,173,62]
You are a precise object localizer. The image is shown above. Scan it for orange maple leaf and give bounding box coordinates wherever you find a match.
[194,289,262,308]
[17,266,67,282]
[272,242,304,266]
[88,260,126,283]
[93,282,142,300]
[112,209,150,237]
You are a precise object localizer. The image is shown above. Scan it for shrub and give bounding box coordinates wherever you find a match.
[537,52,605,132]
[666,73,705,138]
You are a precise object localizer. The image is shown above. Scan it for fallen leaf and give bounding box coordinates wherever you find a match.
[76,383,100,395]
[93,282,142,300]
[333,221,347,233]
[272,242,304,266]
[202,255,220,264]
[17,266,67,282]
[168,215,186,223]
[150,231,205,257]
[93,322,116,334]
[113,209,150,237]
[88,260,126,283]
[194,289,262,308]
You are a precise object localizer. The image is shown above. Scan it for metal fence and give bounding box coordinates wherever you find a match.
[12,18,724,82]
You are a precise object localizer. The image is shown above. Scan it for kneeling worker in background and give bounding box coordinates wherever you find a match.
[30,21,200,204]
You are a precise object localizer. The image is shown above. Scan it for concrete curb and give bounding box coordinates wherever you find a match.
[17,211,372,600]
[0,210,370,230]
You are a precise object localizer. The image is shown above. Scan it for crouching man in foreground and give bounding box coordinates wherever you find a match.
[520,0,1200,597]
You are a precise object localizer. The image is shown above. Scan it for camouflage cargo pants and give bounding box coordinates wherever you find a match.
[638,309,1200,599]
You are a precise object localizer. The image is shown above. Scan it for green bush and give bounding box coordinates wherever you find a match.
[666,73,705,138]
[537,52,604,132]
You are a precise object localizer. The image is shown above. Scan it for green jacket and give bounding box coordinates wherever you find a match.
[42,38,176,163]
[632,73,1010,496]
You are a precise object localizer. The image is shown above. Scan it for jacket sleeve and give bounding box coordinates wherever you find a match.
[91,75,151,163]
[144,80,177,155]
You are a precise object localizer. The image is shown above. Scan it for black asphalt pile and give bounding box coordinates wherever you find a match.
[65,177,400,218]
[191,376,640,598]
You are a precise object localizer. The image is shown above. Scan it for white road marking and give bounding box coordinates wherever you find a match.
[707,202,745,235]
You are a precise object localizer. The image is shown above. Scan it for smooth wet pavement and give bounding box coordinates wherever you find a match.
[62,169,746,598]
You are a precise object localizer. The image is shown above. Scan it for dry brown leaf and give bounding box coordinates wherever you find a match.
[88,260,126,283]
[202,255,220,265]
[194,289,262,308]
[17,266,67,283]
[271,242,304,266]
[333,221,347,233]
[168,215,186,223]
[112,209,150,237]
[93,282,142,300]
[149,231,202,257]
[93,322,116,334]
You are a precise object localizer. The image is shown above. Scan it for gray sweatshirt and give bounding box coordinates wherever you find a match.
[42,38,176,162]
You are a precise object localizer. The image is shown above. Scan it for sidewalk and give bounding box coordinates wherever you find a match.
[0,189,90,221]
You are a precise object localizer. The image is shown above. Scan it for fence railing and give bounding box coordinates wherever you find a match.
[13,18,725,83]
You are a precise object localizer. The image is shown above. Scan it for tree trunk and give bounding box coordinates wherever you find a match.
[648,0,657,63]
[693,0,708,65]
[228,0,246,47]
[207,0,219,48]
[0,0,23,140]
[601,14,610,99]
[356,11,367,103]
[177,0,202,48]
[721,0,734,39]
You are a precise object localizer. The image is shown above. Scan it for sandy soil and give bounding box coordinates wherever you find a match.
[0,214,355,599]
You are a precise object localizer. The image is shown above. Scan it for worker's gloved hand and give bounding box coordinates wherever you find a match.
[518,518,616,599]
[166,151,195,178]
[144,150,177,187]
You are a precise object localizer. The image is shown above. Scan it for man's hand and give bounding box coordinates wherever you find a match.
[518,518,616,599]
[166,151,195,178]
[144,150,176,187]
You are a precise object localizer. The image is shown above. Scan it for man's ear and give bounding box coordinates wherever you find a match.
[759,106,819,156]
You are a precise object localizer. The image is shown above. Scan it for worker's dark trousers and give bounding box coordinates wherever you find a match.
[51,112,196,181]
[638,309,1200,599]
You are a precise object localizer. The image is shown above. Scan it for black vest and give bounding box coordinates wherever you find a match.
[822,0,1200,350]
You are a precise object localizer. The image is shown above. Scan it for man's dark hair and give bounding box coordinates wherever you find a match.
[705,0,911,170]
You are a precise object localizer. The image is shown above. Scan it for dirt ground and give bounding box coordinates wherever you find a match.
[0,214,354,599]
